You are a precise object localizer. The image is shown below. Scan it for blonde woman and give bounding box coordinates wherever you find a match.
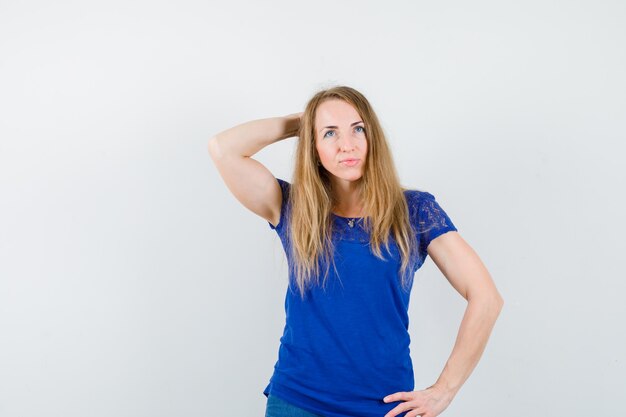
[208,86,503,417]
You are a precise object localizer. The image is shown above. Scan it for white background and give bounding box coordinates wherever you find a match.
[1,1,624,416]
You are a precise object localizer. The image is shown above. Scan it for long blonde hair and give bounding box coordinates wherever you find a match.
[287,85,418,299]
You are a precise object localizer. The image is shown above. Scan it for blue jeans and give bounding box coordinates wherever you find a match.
[265,394,324,417]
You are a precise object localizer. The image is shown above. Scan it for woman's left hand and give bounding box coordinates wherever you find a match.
[383,384,453,417]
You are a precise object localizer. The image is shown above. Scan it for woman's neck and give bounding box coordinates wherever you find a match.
[329,177,365,217]
[331,191,364,217]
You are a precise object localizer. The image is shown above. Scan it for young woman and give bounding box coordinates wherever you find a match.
[208,86,503,417]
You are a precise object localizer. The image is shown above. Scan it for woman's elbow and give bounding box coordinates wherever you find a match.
[492,292,504,315]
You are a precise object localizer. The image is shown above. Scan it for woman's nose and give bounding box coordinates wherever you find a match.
[338,133,356,151]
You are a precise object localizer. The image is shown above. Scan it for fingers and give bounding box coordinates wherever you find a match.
[383,391,431,417]
[384,391,408,403]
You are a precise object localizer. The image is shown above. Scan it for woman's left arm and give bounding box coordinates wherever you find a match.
[384,231,504,417]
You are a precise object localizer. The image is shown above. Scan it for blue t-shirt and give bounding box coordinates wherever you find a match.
[263,177,458,417]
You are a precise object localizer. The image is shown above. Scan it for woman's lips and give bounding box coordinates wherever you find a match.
[340,159,359,167]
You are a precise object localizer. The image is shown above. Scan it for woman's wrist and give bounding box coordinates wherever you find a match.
[429,380,458,402]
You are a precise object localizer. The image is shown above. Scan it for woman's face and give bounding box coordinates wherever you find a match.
[314,99,368,184]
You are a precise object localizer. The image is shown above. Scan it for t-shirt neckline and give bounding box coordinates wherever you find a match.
[331,212,365,220]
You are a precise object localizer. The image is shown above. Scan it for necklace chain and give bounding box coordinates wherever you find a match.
[333,206,364,228]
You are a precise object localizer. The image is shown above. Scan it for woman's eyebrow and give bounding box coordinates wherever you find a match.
[320,121,364,131]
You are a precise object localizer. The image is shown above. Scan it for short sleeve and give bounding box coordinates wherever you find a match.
[412,191,458,261]
[268,177,291,231]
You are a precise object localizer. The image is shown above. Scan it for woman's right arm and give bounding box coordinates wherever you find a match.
[208,113,301,227]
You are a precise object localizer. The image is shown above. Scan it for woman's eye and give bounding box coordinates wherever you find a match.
[323,126,365,138]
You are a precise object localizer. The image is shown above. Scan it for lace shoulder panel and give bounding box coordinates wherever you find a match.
[406,189,458,253]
